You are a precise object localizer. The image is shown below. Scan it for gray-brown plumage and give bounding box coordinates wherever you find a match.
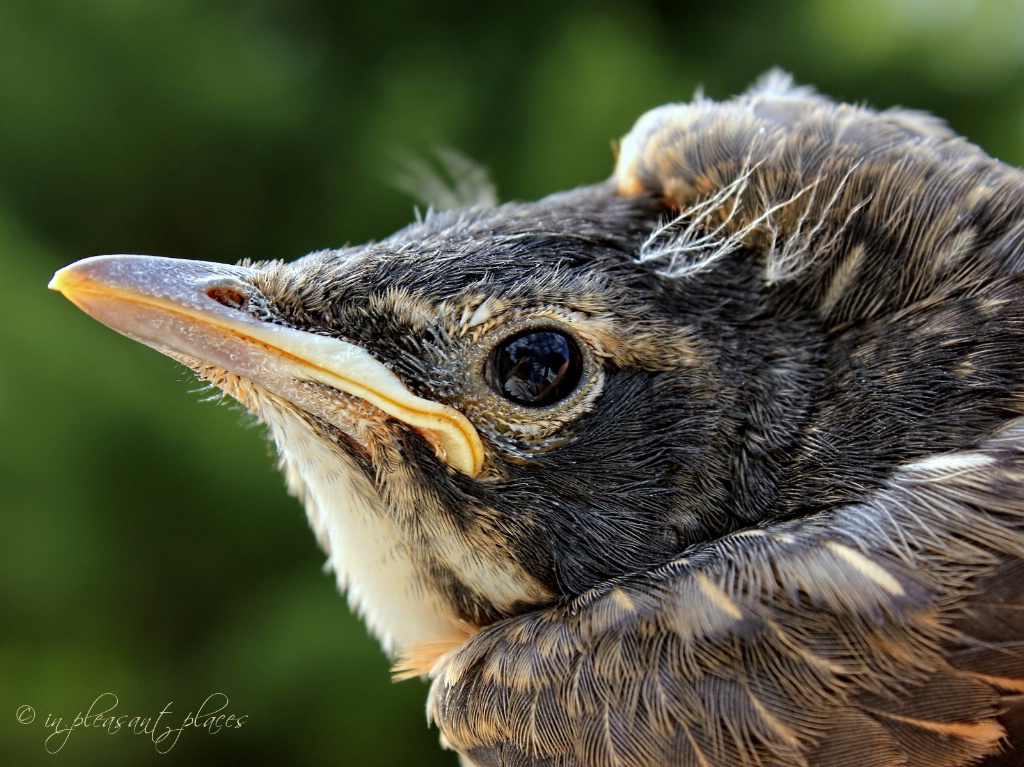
[51,72,1024,766]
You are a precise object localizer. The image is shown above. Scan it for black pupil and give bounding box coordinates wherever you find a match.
[489,330,583,406]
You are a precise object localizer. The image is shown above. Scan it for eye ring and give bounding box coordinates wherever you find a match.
[486,328,584,407]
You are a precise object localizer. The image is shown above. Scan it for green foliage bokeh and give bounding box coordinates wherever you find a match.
[2,1,1023,765]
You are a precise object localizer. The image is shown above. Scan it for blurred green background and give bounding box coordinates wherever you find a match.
[2,1,1023,765]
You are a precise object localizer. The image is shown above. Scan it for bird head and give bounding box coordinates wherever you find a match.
[49,177,806,658]
[51,73,1024,767]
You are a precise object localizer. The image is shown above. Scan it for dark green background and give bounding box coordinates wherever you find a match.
[3,2,1023,765]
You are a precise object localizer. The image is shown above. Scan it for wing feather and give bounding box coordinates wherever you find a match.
[432,423,1024,766]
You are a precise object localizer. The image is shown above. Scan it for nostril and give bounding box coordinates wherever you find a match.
[204,284,249,310]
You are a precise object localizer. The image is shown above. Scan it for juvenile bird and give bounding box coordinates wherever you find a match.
[50,73,1024,767]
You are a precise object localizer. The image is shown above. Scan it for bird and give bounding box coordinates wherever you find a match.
[50,72,1024,767]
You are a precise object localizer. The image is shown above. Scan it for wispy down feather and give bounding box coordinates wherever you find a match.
[392,147,498,213]
[637,156,867,284]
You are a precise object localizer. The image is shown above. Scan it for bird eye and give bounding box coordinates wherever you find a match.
[487,329,583,407]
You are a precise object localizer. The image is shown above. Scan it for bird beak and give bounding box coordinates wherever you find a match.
[49,255,484,477]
